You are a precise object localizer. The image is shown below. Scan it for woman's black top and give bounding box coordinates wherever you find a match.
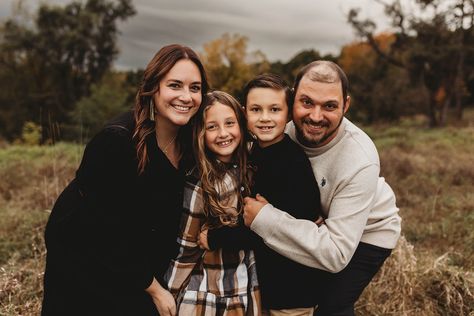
[42,112,184,316]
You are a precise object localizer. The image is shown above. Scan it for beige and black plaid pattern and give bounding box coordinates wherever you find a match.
[164,171,261,315]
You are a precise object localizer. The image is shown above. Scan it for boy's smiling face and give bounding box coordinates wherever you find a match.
[245,88,289,148]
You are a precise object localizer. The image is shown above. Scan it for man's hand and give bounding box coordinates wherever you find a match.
[243,193,268,227]
[145,278,176,316]
[198,229,210,250]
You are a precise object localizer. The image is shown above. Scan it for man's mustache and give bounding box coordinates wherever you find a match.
[302,118,330,128]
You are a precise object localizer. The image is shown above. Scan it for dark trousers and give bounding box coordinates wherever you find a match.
[314,242,392,316]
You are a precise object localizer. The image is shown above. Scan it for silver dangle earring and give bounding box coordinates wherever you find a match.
[149,99,155,122]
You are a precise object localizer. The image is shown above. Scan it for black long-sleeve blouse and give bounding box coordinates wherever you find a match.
[42,112,184,315]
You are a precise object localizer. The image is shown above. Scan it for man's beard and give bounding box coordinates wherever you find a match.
[295,117,343,148]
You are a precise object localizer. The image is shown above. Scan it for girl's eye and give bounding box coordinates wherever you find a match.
[225,121,236,127]
[249,107,259,112]
[206,124,216,130]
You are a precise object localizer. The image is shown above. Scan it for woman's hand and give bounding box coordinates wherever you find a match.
[145,278,176,316]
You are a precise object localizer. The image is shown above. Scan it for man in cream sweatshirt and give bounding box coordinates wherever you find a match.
[243,61,401,316]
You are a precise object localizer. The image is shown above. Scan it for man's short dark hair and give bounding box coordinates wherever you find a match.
[293,60,350,102]
[242,73,293,111]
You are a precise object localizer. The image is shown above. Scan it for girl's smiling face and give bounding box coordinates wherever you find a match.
[204,102,241,163]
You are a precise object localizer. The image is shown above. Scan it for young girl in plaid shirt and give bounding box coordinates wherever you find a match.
[164,91,261,315]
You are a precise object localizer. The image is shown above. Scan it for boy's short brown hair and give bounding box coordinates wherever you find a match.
[242,73,293,111]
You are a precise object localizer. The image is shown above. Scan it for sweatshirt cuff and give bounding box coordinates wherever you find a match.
[250,203,279,241]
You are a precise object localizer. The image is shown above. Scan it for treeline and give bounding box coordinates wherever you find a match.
[1,0,473,143]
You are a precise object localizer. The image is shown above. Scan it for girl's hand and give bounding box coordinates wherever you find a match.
[198,229,210,250]
[145,278,176,316]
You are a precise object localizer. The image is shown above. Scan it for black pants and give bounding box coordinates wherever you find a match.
[314,242,392,316]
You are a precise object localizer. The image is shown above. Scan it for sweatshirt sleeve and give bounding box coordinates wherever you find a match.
[75,128,154,290]
[250,163,380,273]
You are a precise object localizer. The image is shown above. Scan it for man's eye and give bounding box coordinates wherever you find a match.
[302,99,312,105]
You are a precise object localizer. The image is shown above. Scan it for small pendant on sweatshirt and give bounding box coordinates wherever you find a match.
[320,177,327,187]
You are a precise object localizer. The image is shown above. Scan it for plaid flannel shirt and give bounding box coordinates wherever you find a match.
[164,168,261,315]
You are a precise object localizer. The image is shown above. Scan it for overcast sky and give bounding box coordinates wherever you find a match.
[0,0,392,69]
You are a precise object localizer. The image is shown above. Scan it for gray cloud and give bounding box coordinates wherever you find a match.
[1,0,391,69]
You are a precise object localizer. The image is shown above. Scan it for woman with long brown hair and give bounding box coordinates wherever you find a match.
[42,44,208,316]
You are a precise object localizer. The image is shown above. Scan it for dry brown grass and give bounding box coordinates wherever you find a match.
[0,143,80,315]
[357,237,474,315]
[1,112,473,315]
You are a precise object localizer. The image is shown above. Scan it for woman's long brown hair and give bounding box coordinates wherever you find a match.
[193,91,251,228]
[133,44,209,174]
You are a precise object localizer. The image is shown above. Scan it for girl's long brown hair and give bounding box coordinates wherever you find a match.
[193,91,251,228]
[133,44,209,174]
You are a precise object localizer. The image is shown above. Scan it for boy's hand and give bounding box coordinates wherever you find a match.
[243,194,268,227]
[198,229,210,250]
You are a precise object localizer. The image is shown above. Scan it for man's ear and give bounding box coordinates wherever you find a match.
[343,96,351,114]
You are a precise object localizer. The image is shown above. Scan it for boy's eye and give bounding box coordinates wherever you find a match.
[249,107,260,112]
[271,107,281,112]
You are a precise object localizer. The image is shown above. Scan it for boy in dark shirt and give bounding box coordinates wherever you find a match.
[205,74,323,315]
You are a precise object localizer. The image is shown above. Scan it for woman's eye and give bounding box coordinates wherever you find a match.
[190,85,201,93]
[168,83,180,89]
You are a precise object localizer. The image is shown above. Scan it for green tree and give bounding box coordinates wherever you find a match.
[348,0,474,126]
[71,71,131,142]
[339,33,425,123]
[0,0,135,141]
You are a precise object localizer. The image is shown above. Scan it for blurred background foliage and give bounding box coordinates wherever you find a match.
[0,1,473,315]
[1,0,474,143]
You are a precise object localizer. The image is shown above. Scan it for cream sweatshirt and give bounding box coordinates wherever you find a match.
[250,118,401,273]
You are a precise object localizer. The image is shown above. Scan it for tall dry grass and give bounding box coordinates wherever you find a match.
[0,143,81,315]
[0,113,473,315]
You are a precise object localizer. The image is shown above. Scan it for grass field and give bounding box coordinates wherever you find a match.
[0,113,473,315]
